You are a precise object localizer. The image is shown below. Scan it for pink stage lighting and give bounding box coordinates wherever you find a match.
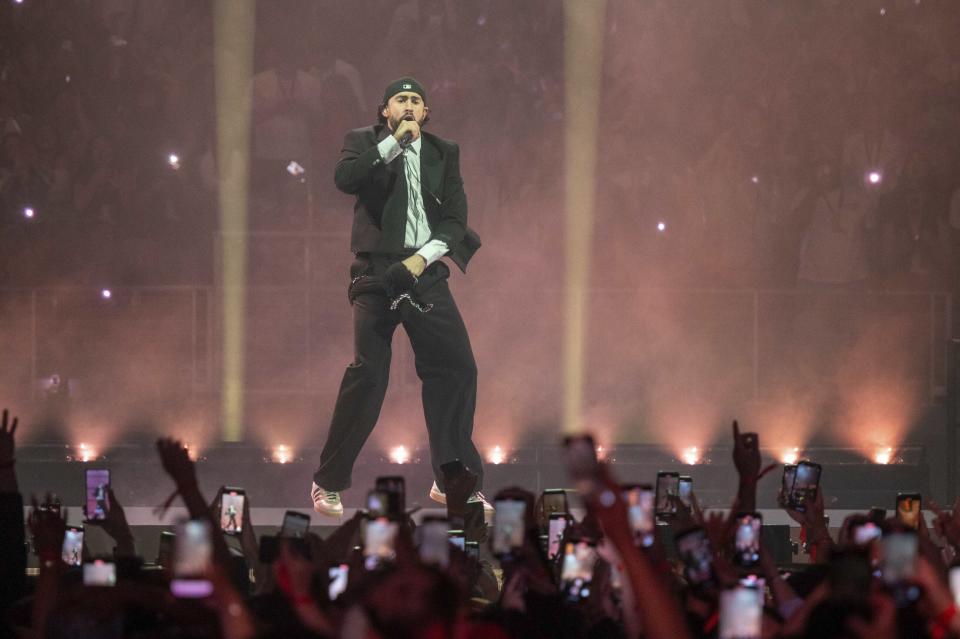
[389,445,410,465]
[681,446,701,465]
[272,445,292,464]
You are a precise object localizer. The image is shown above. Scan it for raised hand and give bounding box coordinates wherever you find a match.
[155,437,198,491]
[85,488,135,555]
[0,409,18,465]
[929,498,960,549]
[28,494,66,562]
[731,420,761,481]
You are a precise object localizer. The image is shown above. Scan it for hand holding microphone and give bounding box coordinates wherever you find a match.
[394,115,420,146]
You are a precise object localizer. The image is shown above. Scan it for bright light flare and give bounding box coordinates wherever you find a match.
[168,153,181,170]
[487,445,507,465]
[867,170,882,185]
[874,447,894,465]
[272,444,292,464]
[656,221,666,232]
[23,207,34,219]
[389,445,410,465]
[100,288,112,300]
[781,447,801,465]
[681,446,701,465]
[751,175,759,184]
[77,443,97,462]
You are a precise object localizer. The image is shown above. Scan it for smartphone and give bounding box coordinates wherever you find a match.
[448,529,465,550]
[83,559,116,586]
[852,521,882,546]
[464,500,486,540]
[675,527,715,587]
[881,532,917,584]
[374,476,406,519]
[364,518,398,570]
[157,531,175,567]
[678,475,693,509]
[896,493,922,530]
[219,487,245,535]
[171,519,213,598]
[562,434,598,481]
[780,464,796,506]
[84,469,110,521]
[465,540,480,562]
[328,564,349,601]
[719,585,763,639]
[492,499,527,556]
[655,471,680,517]
[417,517,451,567]
[560,540,598,603]
[733,512,762,569]
[950,566,960,606]
[623,483,655,547]
[280,510,310,538]
[547,514,570,560]
[541,488,569,518]
[789,461,821,513]
[62,525,84,566]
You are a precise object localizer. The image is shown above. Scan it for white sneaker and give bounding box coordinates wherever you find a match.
[429,482,495,513]
[311,482,343,517]
[429,481,447,505]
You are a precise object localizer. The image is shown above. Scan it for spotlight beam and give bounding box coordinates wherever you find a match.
[214,0,255,442]
[562,0,607,434]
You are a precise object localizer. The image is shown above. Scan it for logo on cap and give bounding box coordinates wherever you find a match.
[402,83,412,89]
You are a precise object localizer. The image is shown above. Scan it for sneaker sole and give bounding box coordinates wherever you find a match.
[429,485,447,505]
[313,503,344,517]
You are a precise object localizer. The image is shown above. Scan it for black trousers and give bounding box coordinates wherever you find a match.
[313,255,484,492]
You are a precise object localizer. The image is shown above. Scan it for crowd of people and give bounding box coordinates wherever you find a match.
[6,410,960,638]
[1,0,957,291]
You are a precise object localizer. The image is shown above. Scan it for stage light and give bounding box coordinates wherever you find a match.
[100,288,112,300]
[751,175,759,184]
[681,446,701,465]
[286,161,305,177]
[880,7,886,15]
[23,207,34,219]
[76,443,96,462]
[782,447,800,465]
[488,445,507,465]
[656,221,666,232]
[168,153,181,170]
[867,171,882,185]
[272,444,292,464]
[874,447,894,465]
[389,445,410,465]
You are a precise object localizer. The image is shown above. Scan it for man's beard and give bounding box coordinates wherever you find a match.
[389,112,420,130]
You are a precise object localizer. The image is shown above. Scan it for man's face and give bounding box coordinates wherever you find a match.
[383,91,428,130]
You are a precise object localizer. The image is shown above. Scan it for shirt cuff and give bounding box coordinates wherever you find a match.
[378,135,403,164]
[415,240,449,267]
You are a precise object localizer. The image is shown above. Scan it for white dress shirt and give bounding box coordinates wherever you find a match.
[376,133,449,266]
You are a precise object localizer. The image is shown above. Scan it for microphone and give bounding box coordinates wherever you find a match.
[398,114,416,146]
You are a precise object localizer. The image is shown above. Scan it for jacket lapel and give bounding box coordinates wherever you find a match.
[419,135,444,203]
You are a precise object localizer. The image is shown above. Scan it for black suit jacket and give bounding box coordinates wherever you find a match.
[334,124,480,272]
